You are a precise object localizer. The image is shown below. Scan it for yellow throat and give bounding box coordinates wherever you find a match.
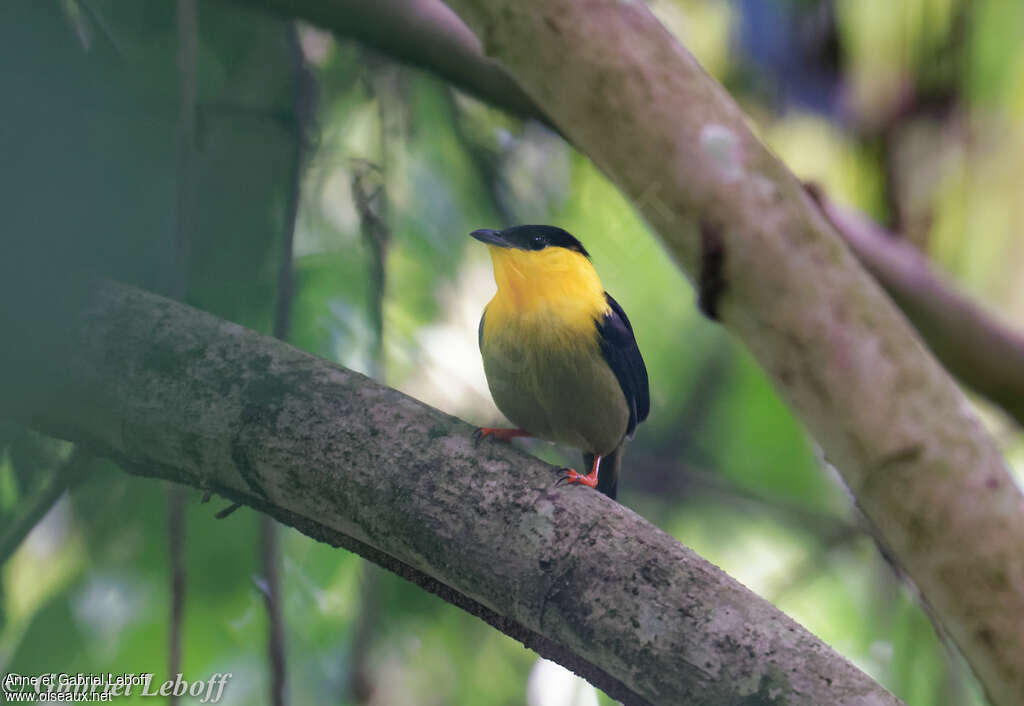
[483,245,609,337]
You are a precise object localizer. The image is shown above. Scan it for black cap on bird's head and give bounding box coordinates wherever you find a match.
[470,225,590,259]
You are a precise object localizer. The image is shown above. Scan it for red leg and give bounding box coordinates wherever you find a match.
[565,455,601,489]
[474,427,531,443]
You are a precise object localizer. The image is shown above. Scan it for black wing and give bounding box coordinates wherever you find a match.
[596,293,650,438]
[478,310,486,350]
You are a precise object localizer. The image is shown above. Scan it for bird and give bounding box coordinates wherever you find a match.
[470,225,649,499]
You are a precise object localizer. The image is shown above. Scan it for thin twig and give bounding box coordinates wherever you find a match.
[167,485,187,690]
[442,87,515,226]
[257,25,311,706]
[215,502,241,518]
[175,0,198,300]
[340,62,396,703]
[350,161,389,380]
[261,515,287,706]
[348,563,381,704]
[168,2,198,698]
[72,0,127,58]
[0,449,93,566]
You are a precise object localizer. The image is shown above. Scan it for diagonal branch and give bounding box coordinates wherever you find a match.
[0,448,94,565]
[239,0,544,124]
[433,1,1023,704]
[806,184,1024,427]
[18,281,900,706]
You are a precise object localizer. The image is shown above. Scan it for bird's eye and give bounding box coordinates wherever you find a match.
[531,235,545,249]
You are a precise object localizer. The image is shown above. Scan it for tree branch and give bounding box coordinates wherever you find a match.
[238,0,544,124]
[18,281,900,706]
[433,2,1023,704]
[0,448,93,565]
[806,184,1024,427]
[259,514,287,706]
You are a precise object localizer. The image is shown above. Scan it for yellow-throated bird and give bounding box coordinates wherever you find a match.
[471,225,649,499]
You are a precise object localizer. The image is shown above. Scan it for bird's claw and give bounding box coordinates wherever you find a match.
[554,467,579,488]
[556,466,599,490]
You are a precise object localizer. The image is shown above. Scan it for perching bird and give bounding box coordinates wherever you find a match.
[471,225,649,499]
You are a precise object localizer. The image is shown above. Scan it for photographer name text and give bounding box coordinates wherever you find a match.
[2,672,231,702]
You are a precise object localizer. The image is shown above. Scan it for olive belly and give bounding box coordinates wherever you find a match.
[481,323,629,456]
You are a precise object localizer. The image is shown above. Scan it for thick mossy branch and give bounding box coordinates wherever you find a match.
[437,1,1024,703]
[21,281,899,706]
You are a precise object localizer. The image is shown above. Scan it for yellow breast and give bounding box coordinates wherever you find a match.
[481,245,609,342]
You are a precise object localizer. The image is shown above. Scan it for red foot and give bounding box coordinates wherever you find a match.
[473,427,531,443]
[563,455,602,489]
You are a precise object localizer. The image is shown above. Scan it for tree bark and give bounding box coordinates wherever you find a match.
[19,281,900,706]
[437,1,1024,704]
[807,186,1024,427]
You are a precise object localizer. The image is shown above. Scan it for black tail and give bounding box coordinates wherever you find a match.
[583,445,623,500]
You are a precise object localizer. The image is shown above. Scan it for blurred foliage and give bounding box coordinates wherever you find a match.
[1,1,1023,705]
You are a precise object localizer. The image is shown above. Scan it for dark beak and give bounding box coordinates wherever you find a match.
[469,228,510,248]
